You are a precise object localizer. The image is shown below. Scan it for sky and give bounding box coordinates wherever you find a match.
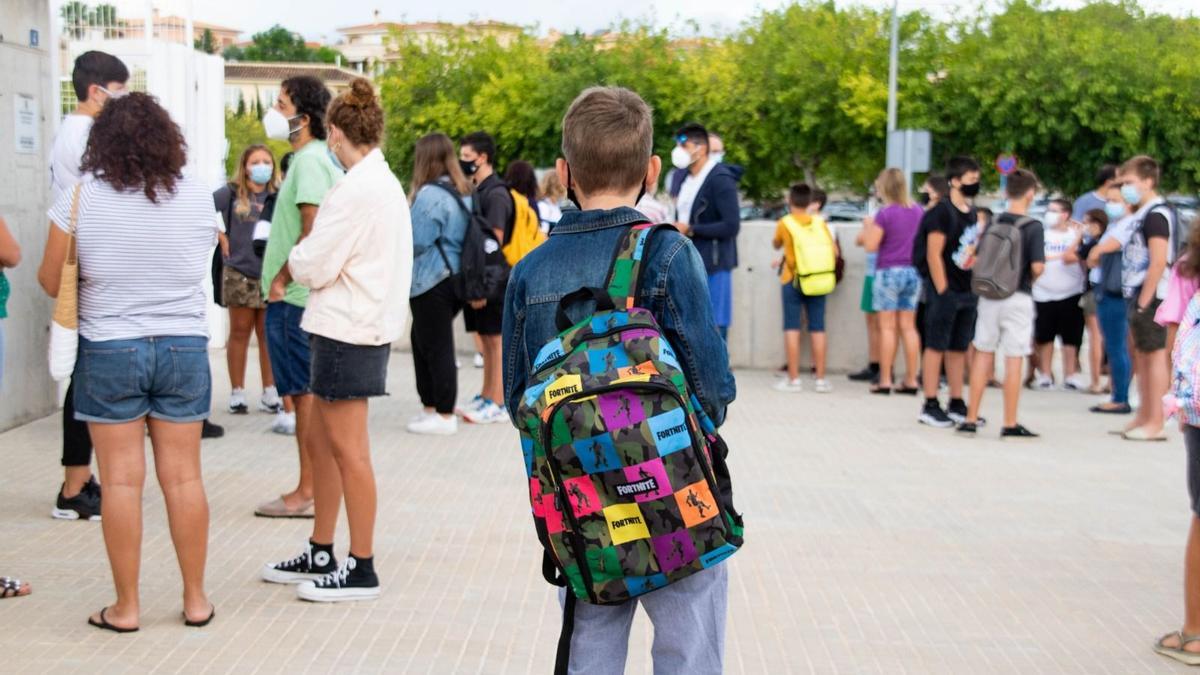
[163,0,1196,42]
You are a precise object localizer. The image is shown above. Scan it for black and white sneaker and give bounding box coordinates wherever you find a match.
[297,555,380,602]
[52,476,102,521]
[261,541,337,584]
[956,422,977,436]
[919,402,955,428]
[946,401,987,427]
[1001,424,1040,440]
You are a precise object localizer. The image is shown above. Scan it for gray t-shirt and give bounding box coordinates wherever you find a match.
[215,185,268,279]
[48,177,219,341]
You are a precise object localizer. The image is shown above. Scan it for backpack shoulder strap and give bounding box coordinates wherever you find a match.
[605,222,672,310]
[429,181,471,218]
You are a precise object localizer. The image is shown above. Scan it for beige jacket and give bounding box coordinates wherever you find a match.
[289,149,412,345]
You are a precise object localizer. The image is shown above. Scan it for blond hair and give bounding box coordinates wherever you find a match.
[877,167,911,207]
[232,144,278,218]
[561,86,653,195]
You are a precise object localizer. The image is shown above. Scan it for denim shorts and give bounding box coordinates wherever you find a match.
[873,266,922,312]
[781,283,826,332]
[74,336,211,424]
[266,301,312,397]
[310,334,391,401]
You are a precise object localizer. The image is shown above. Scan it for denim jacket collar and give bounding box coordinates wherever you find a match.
[551,206,647,235]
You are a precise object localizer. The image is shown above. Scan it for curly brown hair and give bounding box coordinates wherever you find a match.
[80,92,186,203]
[326,78,384,147]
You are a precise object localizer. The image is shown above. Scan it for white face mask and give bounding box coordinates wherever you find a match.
[1043,211,1062,228]
[710,151,725,164]
[671,145,694,170]
[263,107,300,141]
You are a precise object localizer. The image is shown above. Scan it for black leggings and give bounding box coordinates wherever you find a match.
[62,378,93,467]
[410,279,461,415]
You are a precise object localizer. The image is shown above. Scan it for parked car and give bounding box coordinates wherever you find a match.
[1167,194,1199,238]
[824,200,868,222]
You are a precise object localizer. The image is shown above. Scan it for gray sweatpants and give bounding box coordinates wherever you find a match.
[558,563,729,675]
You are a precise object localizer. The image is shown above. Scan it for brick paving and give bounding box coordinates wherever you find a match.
[0,349,1195,673]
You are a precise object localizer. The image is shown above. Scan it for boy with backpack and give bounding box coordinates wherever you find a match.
[503,86,739,674]
[957,168,1045,438]
[772,183,839,393]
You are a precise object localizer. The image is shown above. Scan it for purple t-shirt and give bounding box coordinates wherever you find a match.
[875,203,925,270]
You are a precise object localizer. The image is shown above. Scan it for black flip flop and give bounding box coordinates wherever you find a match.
[183,604,216,627]
[869,386,891,395]
[88,607,139,633]
[1090,403,1132,414]
[894,386,919,396]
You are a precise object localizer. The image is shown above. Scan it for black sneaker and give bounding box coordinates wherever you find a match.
[297,555,380,602]
[918,402,954,428]
[261,541,337,584]
[956,422,977,436]
[848,366,876,382]
[1001,424,1039,439]
[202,420,225,439]
[52,477,102,521]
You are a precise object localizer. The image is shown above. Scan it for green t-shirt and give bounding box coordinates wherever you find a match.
[260,139,343,307]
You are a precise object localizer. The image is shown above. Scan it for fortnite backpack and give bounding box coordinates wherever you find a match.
[971,215,1034,300]
[514,223,743,672]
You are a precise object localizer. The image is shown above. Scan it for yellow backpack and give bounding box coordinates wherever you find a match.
[783,214,837,296]
[502,190,547,267]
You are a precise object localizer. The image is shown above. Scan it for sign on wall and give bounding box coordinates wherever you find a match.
[14,94,39,155]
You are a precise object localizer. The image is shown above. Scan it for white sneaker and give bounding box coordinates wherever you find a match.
[1063,373,1089,392]
[463,400,508,424]
[814,379,833,394]
[455,395,485,417]
[473,352,484,369]
[259,386,282,413]
[773,378,803,393]
[229,388,248,414]
[407,413,458,435]
[1033,371,1054,391]
[272,411,296,435]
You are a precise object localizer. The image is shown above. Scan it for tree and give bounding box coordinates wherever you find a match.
[61,1,90,39]
[223,25,343,64]
[195,28,217,55]
[224,111,291,178]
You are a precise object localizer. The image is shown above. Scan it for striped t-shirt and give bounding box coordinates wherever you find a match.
[48,177,219,342]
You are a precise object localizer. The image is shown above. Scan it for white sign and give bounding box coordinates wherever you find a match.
[14,94,39,155]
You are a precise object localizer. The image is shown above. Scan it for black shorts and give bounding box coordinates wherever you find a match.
[1034,295,1085,347]
[1186,426,1200,518]
[923,282,977,352]
[309,334,391,401]
[463,295,505,336]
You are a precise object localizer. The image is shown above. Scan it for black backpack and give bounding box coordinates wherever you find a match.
[431,182,509,302]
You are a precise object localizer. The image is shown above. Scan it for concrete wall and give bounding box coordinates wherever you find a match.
[0,0,58,431]
[401,219,871,373]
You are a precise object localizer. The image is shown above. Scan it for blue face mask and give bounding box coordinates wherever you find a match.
[1105,202,1126,220]
[1121,184,1141,206]
[327,146,346,173]
[248,163,273,185]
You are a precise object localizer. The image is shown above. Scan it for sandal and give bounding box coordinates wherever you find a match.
[869,385,891,395]
[1123,427,1168,442]
[0,576,29,599]
[894,386,920,396]
[1155,631,1200,666]
[1090,403,1132,414]
[87,607,139,633]
[183,604,216,627]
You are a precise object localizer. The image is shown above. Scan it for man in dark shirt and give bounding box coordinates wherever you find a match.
[1087,154,1175,441]
[458,131,513,424]
[913,156,982,428]
[958,168,1045,438]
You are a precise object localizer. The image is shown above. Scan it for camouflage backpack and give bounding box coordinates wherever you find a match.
[515,223,744,626]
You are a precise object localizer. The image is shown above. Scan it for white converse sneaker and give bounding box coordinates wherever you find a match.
[407,413,458,435]
[259,386,282,413]
[773,378,803,393]
[229,388,248,414]
[272,410,296,435]
[1033,371,1054,391]
[814,379,833,394]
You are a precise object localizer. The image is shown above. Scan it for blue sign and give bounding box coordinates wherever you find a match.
[29,29,39,47]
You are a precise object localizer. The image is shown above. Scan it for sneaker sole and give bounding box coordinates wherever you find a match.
[297,585,381,602]
[229,406,249,415]
[272,427,296,435]
[261,566,323,584]
[51,508,101,521]
[918,415,955,429]
[254,510,314,519]
[405,426,458,435]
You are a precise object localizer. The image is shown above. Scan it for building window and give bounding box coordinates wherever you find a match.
[60,68,147,116]
[258,86,279,111]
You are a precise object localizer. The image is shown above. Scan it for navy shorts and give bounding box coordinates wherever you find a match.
[266,301,312,397]
[310,334,391,401]
[781,283,826,332]
[74,335,211,424]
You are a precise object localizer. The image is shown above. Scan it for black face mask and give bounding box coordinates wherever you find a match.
[459,159,478,177]
[959,181,981,198]
[916,191,931,205]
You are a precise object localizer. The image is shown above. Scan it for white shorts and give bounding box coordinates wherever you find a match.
[973,293,1035,358]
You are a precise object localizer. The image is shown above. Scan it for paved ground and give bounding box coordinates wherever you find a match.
[0,348,1195,673]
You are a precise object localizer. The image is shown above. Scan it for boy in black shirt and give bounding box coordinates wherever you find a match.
[958,169,1045,438]
[913,156,982,428]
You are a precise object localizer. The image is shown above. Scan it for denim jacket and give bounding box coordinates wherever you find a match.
[410,179,471,298]
[502,206,736,426]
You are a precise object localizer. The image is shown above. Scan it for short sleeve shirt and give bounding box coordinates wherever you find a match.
[922,200,977,292]
[1112,199,1172,298]
[260,139,343,306]
[49,114,93,205]
[1032,227,1086,302]
[47,177,219,341]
